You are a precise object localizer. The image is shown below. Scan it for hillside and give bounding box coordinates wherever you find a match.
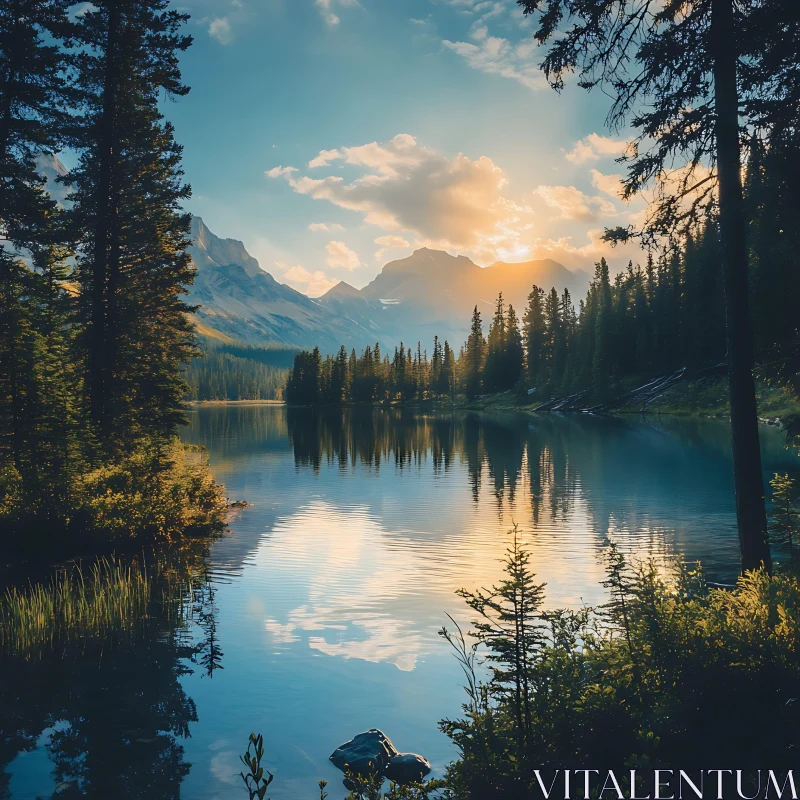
[187,217,376,352]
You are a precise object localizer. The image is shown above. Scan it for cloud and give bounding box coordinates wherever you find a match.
[442,36,547,92]
[315,0,359,26]
[524,228,640,274]
[266,165,298,179]
[267,134,642,272]
[309,149,342,168]
[308,222,345,232]
[590,169,625,199]
[534,185,618,222]
[69,2,97,18]
[565,133,628,164]
[280,264,338,296]
[208,17,233,44]
[325,240,361,270]
[374,235,409,248]
[266,134,509,249]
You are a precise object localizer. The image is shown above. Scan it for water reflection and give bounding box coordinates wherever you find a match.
[0,549,219,799]
[3,407,798,800]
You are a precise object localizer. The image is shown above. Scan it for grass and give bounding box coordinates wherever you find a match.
[0,548,209,656]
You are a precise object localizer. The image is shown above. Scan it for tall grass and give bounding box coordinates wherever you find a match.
[0,548,209,655]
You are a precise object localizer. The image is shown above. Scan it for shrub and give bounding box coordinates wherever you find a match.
[440,535,800,799]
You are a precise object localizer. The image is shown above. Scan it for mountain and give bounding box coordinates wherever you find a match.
[318,248,590,350]
[187,217,376,351]
[35,152,72,206]
[30,156,591,353]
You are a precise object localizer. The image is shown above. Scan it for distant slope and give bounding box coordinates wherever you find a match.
[188,219,590,353]
[319,248,590,349]
[187,217,375,352]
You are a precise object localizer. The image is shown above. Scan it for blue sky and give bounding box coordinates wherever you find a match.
[169,0,644,295]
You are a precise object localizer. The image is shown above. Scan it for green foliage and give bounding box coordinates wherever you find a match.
[0,545,210,655]
[441,534,800,799]
[184,346,289,400]
[240,733,274,800]
[285,337,459,405]
[0,2,229,548]
[0,439,227,547]
[770,473,800,560]
[236,734,447,800]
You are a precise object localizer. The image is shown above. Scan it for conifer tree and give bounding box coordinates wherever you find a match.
[523,285,546,387]
[484,294,507,393]
[464,307,486,399]
[591,259,613,397]
[0,0,69,246]
[68,0,194,452]
[505,305,524,390]
[440,340,456,400]
[0,0,74,507]
[517,0,788,570]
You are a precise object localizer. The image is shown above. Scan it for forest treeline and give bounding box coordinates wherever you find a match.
[184,340,292,401]
[286,139,800,404]
[285,136,799,412]
[0,1,225,547]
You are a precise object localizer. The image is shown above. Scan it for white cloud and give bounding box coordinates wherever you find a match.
[524,228,640,275]
[309,149,342,169]
[70,2,97,18]
[590,169,625,199]
[325,240,360,271]
[534,185,618,222]
[374,235,409,248]
[266,165,298,179]
[442,36,547,92]
[280,264,338,297]
[308,222,345,232]
[267,134,644,273]
[315,0,359,26]
[565,133,628,164]
[208,17,233,44]
[266,134,509,249]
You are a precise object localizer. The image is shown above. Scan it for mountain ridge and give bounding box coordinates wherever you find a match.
[189,218,590,352]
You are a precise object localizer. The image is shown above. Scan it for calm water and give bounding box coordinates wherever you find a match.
[3,407,799,799]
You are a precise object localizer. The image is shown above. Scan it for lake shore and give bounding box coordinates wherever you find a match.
[188,399,285,406]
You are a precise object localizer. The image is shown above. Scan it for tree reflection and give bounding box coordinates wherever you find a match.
[0,548,221,799]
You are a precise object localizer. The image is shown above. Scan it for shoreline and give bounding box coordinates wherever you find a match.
[188,399,285,406]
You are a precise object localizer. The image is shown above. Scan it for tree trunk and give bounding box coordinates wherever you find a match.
[712,0,772,573]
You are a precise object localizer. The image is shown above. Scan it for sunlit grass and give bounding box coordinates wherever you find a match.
[0,549,208,655]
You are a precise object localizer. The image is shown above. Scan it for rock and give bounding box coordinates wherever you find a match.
[329,729,398,776]
[384,753,432,784]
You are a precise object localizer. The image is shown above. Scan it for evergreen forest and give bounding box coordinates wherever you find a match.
[286,134,799,414]
[0,0,226,549]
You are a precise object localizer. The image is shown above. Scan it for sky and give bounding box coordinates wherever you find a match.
[168,0,646,296]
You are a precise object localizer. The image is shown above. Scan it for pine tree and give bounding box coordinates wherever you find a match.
[440,340,456,401]
[518,0,783,570]
[591,259,613,397]
[68,0,194,452]
[505,305,524,390]
[484,293,507,393]
[457,526,546,750]
[0,0,70,247]
[523,285,546,388]
[464,307,486,400]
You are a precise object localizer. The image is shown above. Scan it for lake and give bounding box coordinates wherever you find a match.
[2,407,799,799]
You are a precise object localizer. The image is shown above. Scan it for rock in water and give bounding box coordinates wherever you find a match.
[385,753,432,784]
[329,729,398,776]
